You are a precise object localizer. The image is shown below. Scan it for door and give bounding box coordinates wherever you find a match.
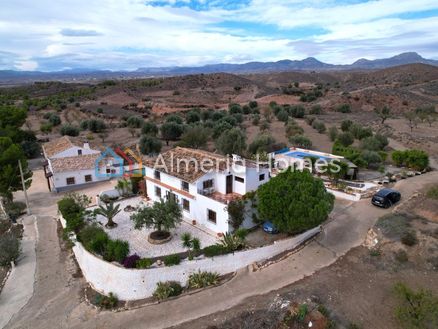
[226,175,233,194]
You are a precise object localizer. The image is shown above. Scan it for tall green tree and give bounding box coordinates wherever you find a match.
[215,127,246,155]
[257,170,334,234]
[0,137,32,201]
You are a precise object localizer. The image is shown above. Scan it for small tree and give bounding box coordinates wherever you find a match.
[375,106,391,124]
[95,201,121,228]
[131,199,182,237]
[141,121,159,136]
[0,233,21,265]
[289,135,312,149]
[181,232,201,260]
[160,122,184,145]
[257,170,334,234]
[404,112,419,132]
[227,199,245,230]
[179,126,209,149]
[115,178,132,197]
[139,135,162,155]
[328,126,338,141]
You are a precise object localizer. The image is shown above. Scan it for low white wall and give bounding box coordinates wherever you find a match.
[327,188,361,201]
[62,215,320,300]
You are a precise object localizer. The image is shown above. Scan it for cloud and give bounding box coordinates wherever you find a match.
[60,28,102,37]
[0,0,436,70]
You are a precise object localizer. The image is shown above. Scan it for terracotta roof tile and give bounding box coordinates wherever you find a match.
[50,153,100,173]
[42,136,76,158]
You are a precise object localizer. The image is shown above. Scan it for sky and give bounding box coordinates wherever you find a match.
[1,0,437,71]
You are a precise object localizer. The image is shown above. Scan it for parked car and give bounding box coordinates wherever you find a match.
[371,188,401,208]
[263,221,279,234]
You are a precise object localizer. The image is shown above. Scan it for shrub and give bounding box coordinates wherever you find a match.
[248,134,277,155]
[309,104,322,114]
[305,116,316,125]
[288,105,305,118]
[360,135,388,151]
[426,186,438,199]
[60,124,80,136]
[94,292,118,309]
[203,244,229,257]
[312,120,326,133]
[228,103,242,114]
[163,254,181,266]
[369,248,382,257]
[153,281,183,300]
[103,239,129,263]
[188,271,220,289]
[289,135,312,149]
[336,132,354,147]
[186,110,201,124]
[139,135,162,155]
[395,249,408,262]
[136,258,153,269]
[77,224,109,255]
[327,126,338,141]
[276,109,289,122]
[401,231,418,246]
[361,150,382,168]
[122,254,140,268]
[5,201,26,221]
[391,149,429,171]
[350,124,372,140]
[40,122,53,133]
[252,114,260,125]
[296,304,308,322]
[341,120,353,132]
[336,104,351,113]
[0,233,21,265]
[48,114,61,126]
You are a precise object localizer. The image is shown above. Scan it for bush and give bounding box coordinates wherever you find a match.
[163,254,181,266]
[360,135,388,151]
[103,239,129,263]
[248,134,277,155]
[77,224,109,255]
[309,104,322,114]
[305,116,316,125]
[426,186,438,199]
[285,121,304,137]
[336,104,351,113]
[60,124,79,136]
[289,135,312,149]
[203,244,229,257]
[312,120,326,133]
[288,105,305,118]
[136,258,153,269]
[350,124,372,140]
[122,254,140,268]
[341,120,353,132]
[186,110,201,124]
[188,271,220,289]
[0,233,21,265]
[276,109,289,122]
[395,249,408,263]
[336,132,354,147]
[5,201,26,221]
[48,114,61,126]
[391,149,429,171]
[40,122,53,133]
[361,150,382,168]
[328,126,338,141]
[94,292,118,309]
[401,231,418,246]
[228,103,242,114]
[153,281,183,300]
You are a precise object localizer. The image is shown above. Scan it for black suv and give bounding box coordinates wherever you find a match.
[371,188,401,208]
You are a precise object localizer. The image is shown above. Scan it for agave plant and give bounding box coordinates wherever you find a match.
[188,271,219,289]
[219,231,246,252]
[95,201,121,228]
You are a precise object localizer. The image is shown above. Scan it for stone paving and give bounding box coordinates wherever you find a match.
[93,197,218,258]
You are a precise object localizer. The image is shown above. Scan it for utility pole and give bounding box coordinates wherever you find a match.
[18,160,31,215]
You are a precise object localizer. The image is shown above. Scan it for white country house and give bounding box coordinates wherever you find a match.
[143,147,271,234]
[42,136,120,192]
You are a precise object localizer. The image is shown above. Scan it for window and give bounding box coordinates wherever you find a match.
[154,170,161,180]
[155,186,161,198]
[182,199,190,212]
[181,181,189,192]
[207,209,217,224]
[203,179,213,189]
[66,177,75,185]
[84,175,92,182]
[166,191,178,203]
[106,168,111,174]
[259,174,265,181]
[77,149,82,155]
[235,176,244,183]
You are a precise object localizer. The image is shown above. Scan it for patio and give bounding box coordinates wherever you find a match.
[92,197,218,258]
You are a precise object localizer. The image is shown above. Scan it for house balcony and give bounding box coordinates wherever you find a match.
[197,188,242,204]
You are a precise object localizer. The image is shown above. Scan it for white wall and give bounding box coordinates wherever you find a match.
[65,219,320,301]
[53,168,109,191]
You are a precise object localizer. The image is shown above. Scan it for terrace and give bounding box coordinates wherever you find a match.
[92,197,218,258]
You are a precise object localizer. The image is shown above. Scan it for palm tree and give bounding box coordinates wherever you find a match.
[181,232,201,260]
[95,201,121,228]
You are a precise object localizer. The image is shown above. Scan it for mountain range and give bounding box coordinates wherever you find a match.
[1,52,437,84]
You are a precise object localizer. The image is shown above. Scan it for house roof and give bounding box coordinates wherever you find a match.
[50,153,100,173]
[143,147,230,183]
[43,136,76,158]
